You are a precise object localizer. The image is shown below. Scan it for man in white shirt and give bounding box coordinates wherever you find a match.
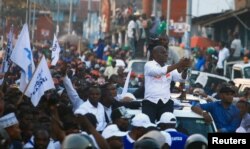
[104,60,118,79]
[127,15,137,58]
[216,41,230,76]
[74,86,107,132]
[230,32,242,61]
[143,46,191,123]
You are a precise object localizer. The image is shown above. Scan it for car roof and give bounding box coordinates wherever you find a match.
[233,63,250,69]
[233,78,250,92]
[129,93,207,119]
[191,70,230,81]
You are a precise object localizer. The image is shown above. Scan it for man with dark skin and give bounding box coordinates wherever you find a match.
[191,86,241,132]
[33,129,50,149]
[74,86,107,132]
[143,45,191,122]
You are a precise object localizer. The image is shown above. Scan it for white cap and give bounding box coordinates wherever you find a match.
[161,131,172,146]
[116,59,126,68]
[131,113,156,128]
[193,88,205,95]
[138,130,166,147]
[185,134,208,149]
[121,92,136,101]
[134,11,141,16]
[102,124,127,139]
[157,112,176,125]
[0,113,19,128]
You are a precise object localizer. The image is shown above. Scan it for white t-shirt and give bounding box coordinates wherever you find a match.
[231,39,242,57]
[74,100,107,131]
[127,20,136,38]
[217,47,230,69]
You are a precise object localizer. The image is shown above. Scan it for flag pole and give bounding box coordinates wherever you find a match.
[16,55,45,106]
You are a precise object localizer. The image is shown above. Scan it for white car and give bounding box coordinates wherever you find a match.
[127,93,217,137]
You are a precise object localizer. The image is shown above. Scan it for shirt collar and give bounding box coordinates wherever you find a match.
[217,101,233,110]
[166,128,177,132]
[152,60,167,67]
[126,133,135,143]
[86,100,99,108]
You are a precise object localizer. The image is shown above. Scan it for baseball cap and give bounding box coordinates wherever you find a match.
[111,106,133,121]
[138,130,167,148]
[62,134,94,149]
[121,93,136,101]
[184,134,208,149]
[157,112,176,125]
[219,86,235,94]
[0,113,19,128]
[102,124,127,139]
[131,113,156,128]
[134,138,160,149]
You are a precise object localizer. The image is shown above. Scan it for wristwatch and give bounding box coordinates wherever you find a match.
[202,111,207,116]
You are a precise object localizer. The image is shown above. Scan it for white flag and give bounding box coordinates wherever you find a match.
[50,34,61,66]
[25,56,55,106]
[1,26,13,73]
[10,24,35,92]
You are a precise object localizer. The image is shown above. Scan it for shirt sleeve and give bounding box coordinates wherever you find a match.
[63,75,84,112]
[145,62,168,76]
[231,40,236,49]
[171,69,186,82]
[199,102,214,113]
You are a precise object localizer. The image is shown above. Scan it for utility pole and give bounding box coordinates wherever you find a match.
[31,1,36,42]
[28,0,32,28]
[186,0,192,53]
[68,0,73,34]
[56,0,60,36]
[26,0,29,24]
[166,0,171,35]
[0,0,2,35]
[152,0,157,16]
[87,0,92,39]
[98,0,102,39]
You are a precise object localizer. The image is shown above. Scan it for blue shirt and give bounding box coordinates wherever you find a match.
[195,57,206,71]
[123,134,135,149]
[199,101,241,132]
[166,129,188,149]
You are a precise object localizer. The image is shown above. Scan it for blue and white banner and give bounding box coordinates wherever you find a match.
[10,24,35,92]
[25,56,55,106]
[1,26,14,73]
[50,34,61,66]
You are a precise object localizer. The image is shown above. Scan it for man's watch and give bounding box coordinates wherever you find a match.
[202,111,207,116]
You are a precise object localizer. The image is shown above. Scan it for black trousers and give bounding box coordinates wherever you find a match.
[142,99,174,123]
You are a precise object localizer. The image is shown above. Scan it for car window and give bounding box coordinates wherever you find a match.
[131,62,146,75]
[234,69,242,79]
[176,117,215,138]
[189,73,228,89]
[244,67,250,78]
